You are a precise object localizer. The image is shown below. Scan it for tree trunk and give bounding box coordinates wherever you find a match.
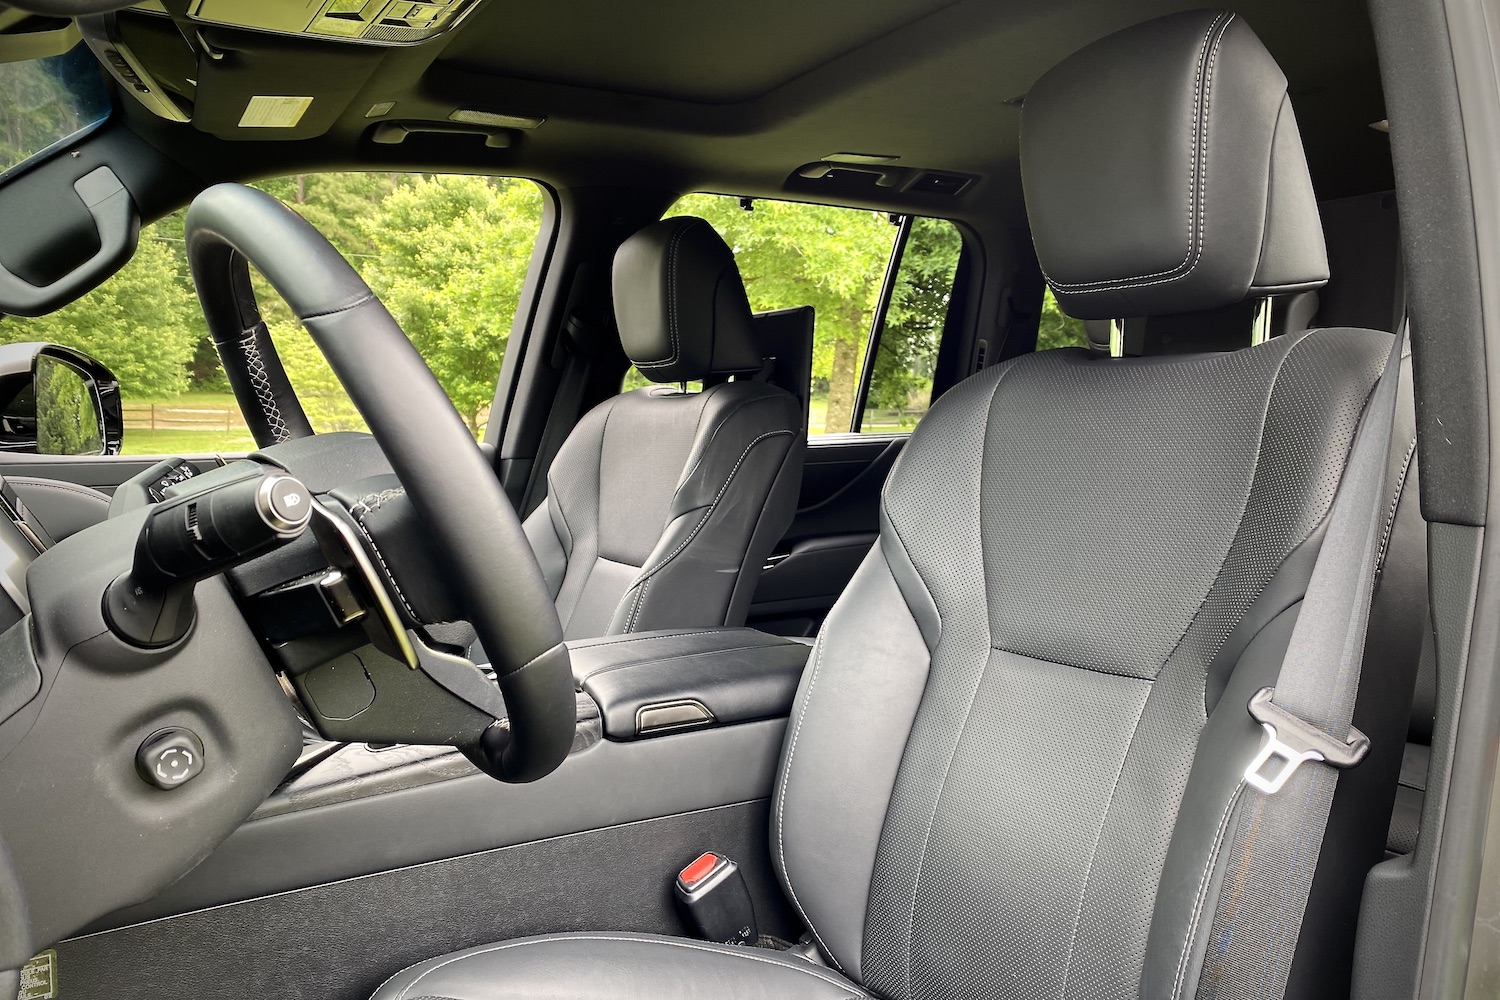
[824,332,860,434]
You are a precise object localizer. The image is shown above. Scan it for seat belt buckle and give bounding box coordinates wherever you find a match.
[674,852,758,946]
[1243,686,1370,795]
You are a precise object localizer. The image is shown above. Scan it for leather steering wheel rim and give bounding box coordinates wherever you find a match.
[184,183,575,783]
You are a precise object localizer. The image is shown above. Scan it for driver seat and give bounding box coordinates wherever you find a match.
[373,12,1417,999]
[522,218,805,638]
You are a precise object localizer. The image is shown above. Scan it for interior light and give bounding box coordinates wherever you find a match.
[450,110,545,129]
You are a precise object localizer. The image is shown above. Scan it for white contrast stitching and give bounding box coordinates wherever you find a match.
[349,509,420,622]
[1171,784,1245,1000]
[620,428,794,632]
[636,219,700,370]
[1043,12,1235,295]
[238,326,292,443]
[392,933,866,1000]
[775,627,845,971]
[350,487,405,518]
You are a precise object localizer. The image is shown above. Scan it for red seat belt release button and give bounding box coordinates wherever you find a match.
[674,852,757,946]
[678,852,721,889]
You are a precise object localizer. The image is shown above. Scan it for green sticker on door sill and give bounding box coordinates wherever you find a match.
[19,949,57,999]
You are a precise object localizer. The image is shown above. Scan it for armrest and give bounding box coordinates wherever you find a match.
[569,628,810,740]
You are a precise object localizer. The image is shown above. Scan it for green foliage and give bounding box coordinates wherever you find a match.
[360,176,542,431]
[670,195,897,434]
[1038,287,1089,351]
[0,47,110,176]
[871,216,962,413]
[0,171,545,440]
[667,196,962,432]
[34,357,101,456]
[18,231,199,397]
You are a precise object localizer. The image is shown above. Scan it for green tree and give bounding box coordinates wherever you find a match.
[358,175,542,432]
[872,217,963,417]
[34,357,101,455]
[1038,287,1088,351]
[670,196,897,434]
[11,231,199,397]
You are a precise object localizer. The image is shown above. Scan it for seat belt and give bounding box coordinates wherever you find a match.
[1196,325,1408,1000]
[519,266,611,518]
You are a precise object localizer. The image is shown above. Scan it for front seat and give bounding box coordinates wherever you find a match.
[523,217,805,638]
[373,12,1416,999]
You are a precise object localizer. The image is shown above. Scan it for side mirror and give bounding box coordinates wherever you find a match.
[0,343,122,456]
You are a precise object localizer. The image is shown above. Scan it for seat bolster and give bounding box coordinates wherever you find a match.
[773,543,931,979]
[520,500,567,600]
[608,383,802,633]
[370,932,867,1000]
[666,383,802,517]
[545,398,613,634]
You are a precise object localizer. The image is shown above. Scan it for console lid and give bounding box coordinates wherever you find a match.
[570,628,810,740]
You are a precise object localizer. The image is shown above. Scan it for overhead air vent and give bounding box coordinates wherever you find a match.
[908,171,974,197]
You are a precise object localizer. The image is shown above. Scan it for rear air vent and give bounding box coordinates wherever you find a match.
[908,171,974,196]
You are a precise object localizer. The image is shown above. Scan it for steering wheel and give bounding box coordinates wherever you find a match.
[183,183,574,783]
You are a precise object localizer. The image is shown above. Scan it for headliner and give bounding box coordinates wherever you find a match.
[24,0,1395,233]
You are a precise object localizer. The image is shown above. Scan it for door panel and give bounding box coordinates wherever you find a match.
[747,435,905,634]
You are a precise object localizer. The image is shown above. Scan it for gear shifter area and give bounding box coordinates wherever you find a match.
[104,463,313,647]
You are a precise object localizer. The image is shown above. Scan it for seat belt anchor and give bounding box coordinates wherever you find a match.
[1243,686,1370,794]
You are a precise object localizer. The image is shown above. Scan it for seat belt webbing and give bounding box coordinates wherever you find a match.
[1196,325,1408,1000]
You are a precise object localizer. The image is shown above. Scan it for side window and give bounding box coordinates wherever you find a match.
[0,172,543,455]
[857,215,962,432]
[1037,287,1089,351]
[250,174,543,438]
[659,195,958,437]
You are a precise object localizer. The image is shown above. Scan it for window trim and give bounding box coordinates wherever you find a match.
[849,213,913,434]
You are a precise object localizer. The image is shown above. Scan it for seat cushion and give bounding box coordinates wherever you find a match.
[370,932,866,1000]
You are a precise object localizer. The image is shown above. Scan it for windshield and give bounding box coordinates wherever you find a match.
[0,43,111,181]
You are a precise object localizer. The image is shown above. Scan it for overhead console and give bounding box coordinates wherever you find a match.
[77,0,485,138]
[123,0,480,45]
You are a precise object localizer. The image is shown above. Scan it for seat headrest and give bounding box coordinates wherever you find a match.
[1021,10,1329,320]
[612,217,764,383]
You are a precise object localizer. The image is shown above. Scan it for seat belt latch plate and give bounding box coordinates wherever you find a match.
[1243,686,1370,795]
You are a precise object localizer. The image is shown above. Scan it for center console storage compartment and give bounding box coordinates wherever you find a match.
[570,628,810,740]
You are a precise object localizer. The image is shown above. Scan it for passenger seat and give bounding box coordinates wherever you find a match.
[522,217,806,639]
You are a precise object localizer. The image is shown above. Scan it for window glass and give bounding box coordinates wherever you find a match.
[1038,287,1088,350]
[0,172,543,455]
[0,44,111,180]
[858,216,962,432]
[664,194,903,436]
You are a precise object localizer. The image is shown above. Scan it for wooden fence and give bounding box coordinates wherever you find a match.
[122,403,244,433]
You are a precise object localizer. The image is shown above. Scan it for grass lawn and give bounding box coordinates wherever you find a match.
[121,428,259,456]
[121,392,256,456]
[116,391,921,455]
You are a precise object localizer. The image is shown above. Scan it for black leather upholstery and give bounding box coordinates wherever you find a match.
[370,12,1414,998]
[1022,10,1328,320]
[373,933,868,999]
[614,217,766,383]
[4,477,109,543]
[524,219,805,639]
[569,628,810,739]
